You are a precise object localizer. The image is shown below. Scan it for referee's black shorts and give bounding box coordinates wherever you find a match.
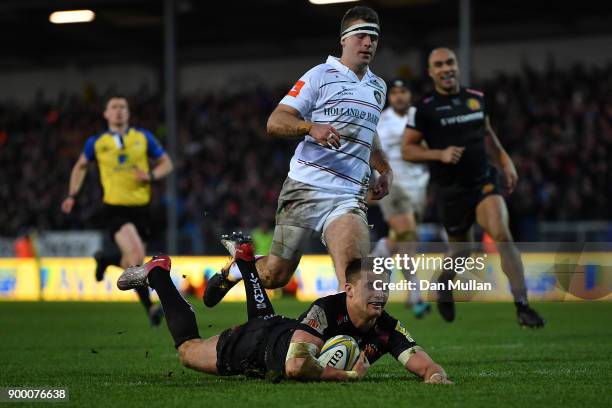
[102,204,151,241]
[437,168,501,237]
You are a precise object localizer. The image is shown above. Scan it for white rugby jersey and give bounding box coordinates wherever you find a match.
[279,56,386,196]
[377,107,430,192]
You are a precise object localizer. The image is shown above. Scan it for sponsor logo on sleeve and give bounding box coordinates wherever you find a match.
[300,304,328,335]
[395,321,415,342]
[288,80,306,97]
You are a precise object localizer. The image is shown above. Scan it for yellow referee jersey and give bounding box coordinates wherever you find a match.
[83,127,165,206]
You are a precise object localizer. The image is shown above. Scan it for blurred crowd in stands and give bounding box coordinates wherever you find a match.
[1,62,610,253]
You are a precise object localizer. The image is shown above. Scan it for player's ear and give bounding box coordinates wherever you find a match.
[345,281,354,297]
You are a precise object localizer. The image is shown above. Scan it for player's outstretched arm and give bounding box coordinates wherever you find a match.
[285,330,368,382]
[319,351,369,381]
[267,104,341,148]
[61,153,89,214]
[402,348,453,384]
[284,329,324,381]
[401,128,464,164]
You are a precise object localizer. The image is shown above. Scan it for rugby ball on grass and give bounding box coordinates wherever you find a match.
[317,335,359,370]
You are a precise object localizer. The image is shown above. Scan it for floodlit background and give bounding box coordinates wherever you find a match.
[0,0,610,301]
[1,4,611,407]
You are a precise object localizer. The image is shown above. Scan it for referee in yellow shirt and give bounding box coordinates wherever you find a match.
[62,95,173,326]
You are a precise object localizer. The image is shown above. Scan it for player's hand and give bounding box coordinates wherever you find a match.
[134,167,151,182]
[425,372,454,385]
[369,171,392,200]
[440,146,465,164]
[61,196,75,214]
[500,154,518,194]
[310,123,341,149]
[353,351,370,380]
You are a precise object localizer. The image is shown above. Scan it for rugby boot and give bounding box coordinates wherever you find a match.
[203,232,254,308]
[516,303,545,328]
[116,255,172,290]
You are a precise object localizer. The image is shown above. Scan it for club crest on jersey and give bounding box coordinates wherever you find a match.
[482,182,494,194]
[467,98,481,111]
[363,343,381,360]
[374,90,383,104]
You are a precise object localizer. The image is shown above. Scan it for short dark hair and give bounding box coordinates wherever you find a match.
[345,258,391,285]
[388,78,410,90]
[345,258,363,284]
[340,6,379,34]
[105,95,129,108]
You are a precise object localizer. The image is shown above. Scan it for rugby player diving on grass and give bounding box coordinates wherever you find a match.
[117,233,452,384]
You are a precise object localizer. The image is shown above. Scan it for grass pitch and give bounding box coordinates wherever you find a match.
[2,299,611,407]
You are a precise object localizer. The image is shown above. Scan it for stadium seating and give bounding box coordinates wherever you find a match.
[0,63,610,252]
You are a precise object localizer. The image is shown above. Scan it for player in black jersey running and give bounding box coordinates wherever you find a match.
[402,48,544,328]
[116,233,452,383]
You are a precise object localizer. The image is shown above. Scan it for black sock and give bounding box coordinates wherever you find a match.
[235,259,275,319]
[107,250,122,267]
[511,288,528,307]
[148,267,200,348]
[134,286,153,312]
[94,249,121,277]
[101,247,122,267]
[438,268,457,282]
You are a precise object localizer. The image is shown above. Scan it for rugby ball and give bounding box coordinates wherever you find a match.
[317,335,359,370]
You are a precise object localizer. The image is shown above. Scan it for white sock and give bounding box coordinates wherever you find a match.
[227,262,242,280]
[370,238,391,257]
[227,254,264,281]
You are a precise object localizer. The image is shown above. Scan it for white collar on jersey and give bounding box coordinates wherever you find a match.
[325,55,373,81]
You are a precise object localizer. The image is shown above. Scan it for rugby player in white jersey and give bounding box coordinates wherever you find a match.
[371,79,431,319]
[204,6,393,307]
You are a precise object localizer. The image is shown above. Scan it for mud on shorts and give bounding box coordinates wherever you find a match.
[270,177,369,260]
[378,183,428,222]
